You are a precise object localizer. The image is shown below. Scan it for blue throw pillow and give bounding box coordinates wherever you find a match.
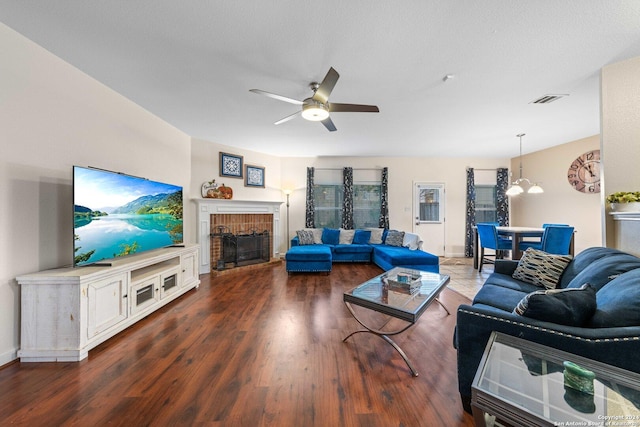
[321,228,340,245]
[353,229,371,244]
[513,283,596,326]
[587,268,640,328]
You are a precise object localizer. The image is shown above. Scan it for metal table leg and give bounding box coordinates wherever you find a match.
[343,301,419,377]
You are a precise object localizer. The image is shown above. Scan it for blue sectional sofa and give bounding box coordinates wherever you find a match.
[454,247,640,412]
[285,228,439,274]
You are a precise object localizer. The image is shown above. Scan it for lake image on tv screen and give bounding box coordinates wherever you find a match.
[74,167,183,266]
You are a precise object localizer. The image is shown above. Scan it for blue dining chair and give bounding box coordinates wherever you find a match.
[521,223,570,246]
[519,225,574,255]
[476,223,512,272]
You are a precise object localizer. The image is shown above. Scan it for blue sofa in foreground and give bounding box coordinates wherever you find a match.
[454,246,640,412]
[285,228,439,274]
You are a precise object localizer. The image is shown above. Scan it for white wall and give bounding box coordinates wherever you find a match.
[278,142,605,258]
[190,138,283,202]
[191,146,510,257]
[0,23,192,365]
[601,56,640,247]
[509,135,602,254]
[280,156,510,257]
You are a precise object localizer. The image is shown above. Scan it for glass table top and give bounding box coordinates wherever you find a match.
[473,333,640,426]
[343,267,449,323]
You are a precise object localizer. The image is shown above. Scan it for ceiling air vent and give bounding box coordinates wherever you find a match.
[529,94,569,104]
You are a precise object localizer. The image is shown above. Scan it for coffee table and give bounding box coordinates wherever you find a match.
[472,332,640,427]
[343,267,450,377]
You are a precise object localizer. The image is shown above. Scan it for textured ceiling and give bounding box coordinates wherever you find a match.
[2,1,640,158]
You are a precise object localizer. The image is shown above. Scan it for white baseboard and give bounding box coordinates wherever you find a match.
[444,251,467,258]
[0,347,18,367]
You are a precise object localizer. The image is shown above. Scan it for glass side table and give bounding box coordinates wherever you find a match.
[472,332,640,427]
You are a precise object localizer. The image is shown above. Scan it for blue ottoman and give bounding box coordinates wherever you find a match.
[285,245,332,273]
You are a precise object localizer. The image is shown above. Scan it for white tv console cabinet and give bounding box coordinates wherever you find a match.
[16,244,200,362]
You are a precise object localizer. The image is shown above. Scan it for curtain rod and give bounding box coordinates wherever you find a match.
[469,168,501,171]
[314,168,383,171]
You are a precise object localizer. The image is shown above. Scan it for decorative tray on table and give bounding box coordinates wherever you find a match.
[383,269,422,294]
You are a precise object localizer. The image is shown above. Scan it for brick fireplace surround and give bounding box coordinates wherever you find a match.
[195,199,283,274]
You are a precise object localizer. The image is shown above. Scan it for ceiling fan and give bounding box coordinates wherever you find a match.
[249,67,379,132]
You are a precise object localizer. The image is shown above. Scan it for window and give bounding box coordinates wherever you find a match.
[313,169,382,229]
[353,184,381,228]
[475,185,498,223]
[314,184,343,229]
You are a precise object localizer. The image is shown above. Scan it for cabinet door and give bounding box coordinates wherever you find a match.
[88,273,128,338]
[130,276,160,315]
[160,268,181,299]
[181,251,198,287]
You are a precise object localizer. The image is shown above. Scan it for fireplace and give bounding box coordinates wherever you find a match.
[218,230,270,268]
[195,199,283,274]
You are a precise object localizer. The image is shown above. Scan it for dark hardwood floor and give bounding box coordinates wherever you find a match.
[0,263,475,426]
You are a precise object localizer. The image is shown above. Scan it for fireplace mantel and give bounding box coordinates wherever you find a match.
[610,211,640,257]
[194,199,283,274]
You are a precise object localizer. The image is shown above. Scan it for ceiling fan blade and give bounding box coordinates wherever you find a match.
[250,89,303,105]
[274,111,301,125]
[312,67,340,104]
[321,117,337,132]
[329,103,379,113]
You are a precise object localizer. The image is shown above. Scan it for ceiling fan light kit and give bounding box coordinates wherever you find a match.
[250,67,379,132]
[301,101,329,121]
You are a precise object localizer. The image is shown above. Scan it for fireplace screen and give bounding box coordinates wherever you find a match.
[219,230,270,268]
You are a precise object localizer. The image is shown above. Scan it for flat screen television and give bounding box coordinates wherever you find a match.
[73,166,183,266]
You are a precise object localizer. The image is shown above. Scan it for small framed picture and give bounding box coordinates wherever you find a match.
[245,164,265,188]
[219,152,243,178]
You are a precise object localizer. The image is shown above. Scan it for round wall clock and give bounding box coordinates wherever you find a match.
[567,149,601,193]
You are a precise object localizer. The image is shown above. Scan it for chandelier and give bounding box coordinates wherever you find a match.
[506,133,544,196]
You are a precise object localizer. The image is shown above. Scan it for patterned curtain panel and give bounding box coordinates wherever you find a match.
[305,167,315,228]
[342,167,354,229]
[464,168,476,257]
[378,167,390,229]
[496,167,509,226]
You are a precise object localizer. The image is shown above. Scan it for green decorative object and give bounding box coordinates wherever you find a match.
[606,191,640,204]
[563,361,596,395]
[564,387,596,414]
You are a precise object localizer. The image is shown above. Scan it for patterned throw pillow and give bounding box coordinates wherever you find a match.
[385,230,405,247]
[512,248,573,289]
[296,230,315,245]
[513,283,596,326]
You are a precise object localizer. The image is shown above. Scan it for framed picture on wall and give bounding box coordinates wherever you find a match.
[219,152,244,178]
[245,164,265,188]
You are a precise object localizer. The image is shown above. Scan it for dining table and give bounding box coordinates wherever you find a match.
[472,226,547,269]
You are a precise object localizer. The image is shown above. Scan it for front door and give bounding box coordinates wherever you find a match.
[413,182,445,256]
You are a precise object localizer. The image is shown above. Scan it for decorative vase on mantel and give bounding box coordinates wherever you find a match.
[610,202,640,213]
[606,191,640,213]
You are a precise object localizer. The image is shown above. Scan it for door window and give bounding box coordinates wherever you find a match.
[417,185,444,223]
